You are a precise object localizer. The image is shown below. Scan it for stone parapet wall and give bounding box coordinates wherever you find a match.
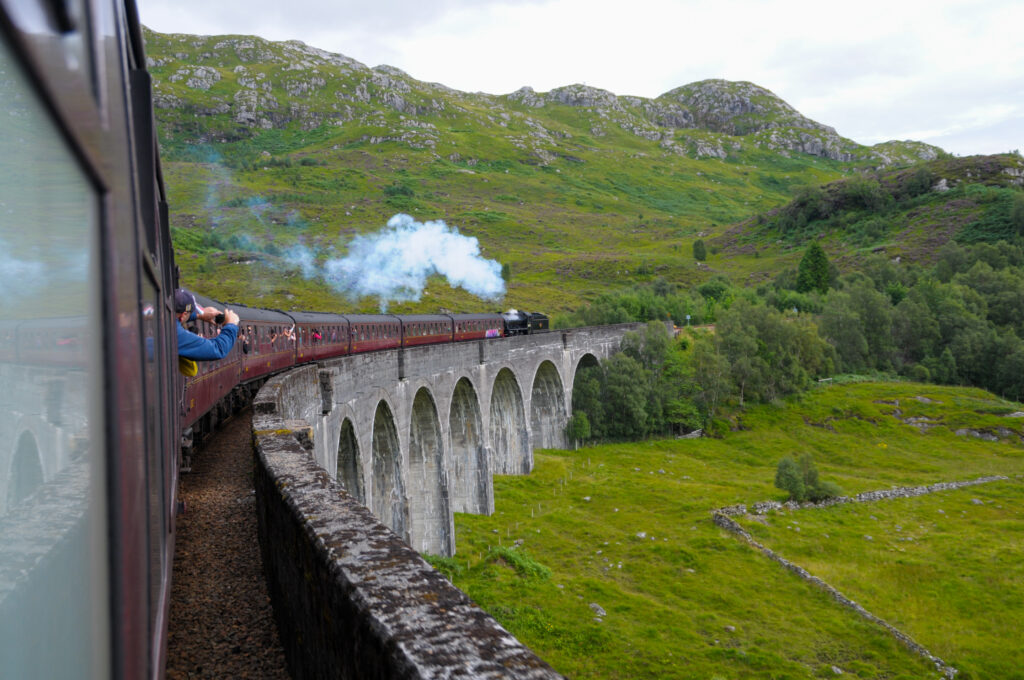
[252,368,564,679]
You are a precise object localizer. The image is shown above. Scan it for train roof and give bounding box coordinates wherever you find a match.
[397,314,452,323]
[344,314,400,324]
[228,303,294,324]
[287,310,347,324]
[184,292,292,323]
[449,313,503,322]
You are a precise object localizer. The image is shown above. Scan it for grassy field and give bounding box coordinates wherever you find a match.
[434,382,1024,679]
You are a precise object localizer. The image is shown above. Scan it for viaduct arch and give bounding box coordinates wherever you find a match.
[271,324,640,557]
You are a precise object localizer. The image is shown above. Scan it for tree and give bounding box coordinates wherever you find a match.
[892,296,940,367]
[775,454,841,503]
[565,412,591,446]
[1012,192,1024,235]
[692,239,707,261]
[774,457,806,502]
[689,333,732,422]
[665,398,702,434]
[571,364,605,439]
[846,278,895,370]
[621,321,672,372]
[602,353,651,440]
[697,275,732,301]
[796,242,830,294]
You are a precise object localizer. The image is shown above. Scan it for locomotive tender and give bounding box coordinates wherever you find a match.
[0,2,544,677]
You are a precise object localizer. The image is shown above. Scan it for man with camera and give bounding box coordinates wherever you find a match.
[175,288,239,361]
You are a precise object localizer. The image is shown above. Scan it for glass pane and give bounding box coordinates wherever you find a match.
[0,35,108,679]
[141,278,167,647]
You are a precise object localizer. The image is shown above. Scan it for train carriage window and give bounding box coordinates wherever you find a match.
[0,31,109,677]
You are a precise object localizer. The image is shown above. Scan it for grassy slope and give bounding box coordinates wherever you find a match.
[441,382,1023,679]
[144,29,897,314]
[714,154,1024,271]
[163,145,841,314]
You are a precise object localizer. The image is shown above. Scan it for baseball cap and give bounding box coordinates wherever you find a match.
[174,288,196,315]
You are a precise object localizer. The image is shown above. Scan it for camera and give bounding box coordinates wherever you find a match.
[215,313,225,325]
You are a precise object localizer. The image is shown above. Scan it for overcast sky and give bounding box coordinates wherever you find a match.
[137,0,1022,157]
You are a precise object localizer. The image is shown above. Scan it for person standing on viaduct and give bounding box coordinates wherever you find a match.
[175,288,239,360]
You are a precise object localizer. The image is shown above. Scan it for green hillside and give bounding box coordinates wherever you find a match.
[144,28,949,314]
[715,154,1024,265]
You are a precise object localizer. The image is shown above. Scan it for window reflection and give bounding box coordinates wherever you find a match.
[0,33,107,678]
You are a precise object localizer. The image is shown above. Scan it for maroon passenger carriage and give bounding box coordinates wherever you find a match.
[452,313,505,342]
[347,313,401,353]
[289,310,351,362]
[180,297,298,465]
[399,314,454,347]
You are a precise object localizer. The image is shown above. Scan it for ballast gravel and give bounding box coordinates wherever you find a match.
[166,410,291,679]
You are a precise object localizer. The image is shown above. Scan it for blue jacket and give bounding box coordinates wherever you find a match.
[177,320,238,361]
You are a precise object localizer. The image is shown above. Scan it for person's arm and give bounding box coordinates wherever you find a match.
[195,306,222,323]
[177,321,238,361]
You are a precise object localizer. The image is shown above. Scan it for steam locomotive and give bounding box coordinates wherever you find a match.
[0,2,545,678]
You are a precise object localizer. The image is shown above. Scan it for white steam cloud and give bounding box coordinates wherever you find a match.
[320,214,505,310]
[283,243,317,279]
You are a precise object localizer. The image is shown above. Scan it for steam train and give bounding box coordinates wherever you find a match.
[180,301,547,466]
[0,2,545,678]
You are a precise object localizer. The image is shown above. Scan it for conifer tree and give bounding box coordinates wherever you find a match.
[796,241,830,294]
[692,239,707,261]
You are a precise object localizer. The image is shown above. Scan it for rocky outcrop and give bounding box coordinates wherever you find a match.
[662,79,831,135]
[144,28,943,164]
[168,65,221,90]
[546,84,623,112]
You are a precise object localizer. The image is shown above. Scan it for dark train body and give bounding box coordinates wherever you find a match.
[179,298,547,464]
[0,2,545,678]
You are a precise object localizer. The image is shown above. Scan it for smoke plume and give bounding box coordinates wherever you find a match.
[321,214,505,310]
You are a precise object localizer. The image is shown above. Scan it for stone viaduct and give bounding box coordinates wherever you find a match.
[259,323,640,558]
[251,323,641,678]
